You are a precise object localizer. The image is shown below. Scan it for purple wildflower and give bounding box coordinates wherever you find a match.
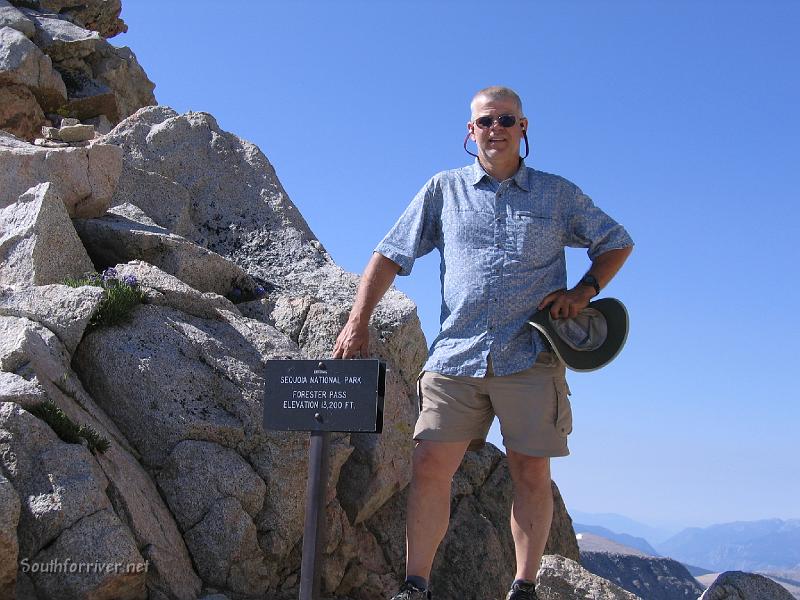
[122,274,138,287]
[255,286,266,297]
[101,267,118,281]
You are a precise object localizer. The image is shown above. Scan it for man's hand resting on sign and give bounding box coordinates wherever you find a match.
[333,321,369,359]
[538,286,595,319]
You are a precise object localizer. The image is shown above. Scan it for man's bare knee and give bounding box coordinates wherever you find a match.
[507,451,551,492]
[412,440,469,482]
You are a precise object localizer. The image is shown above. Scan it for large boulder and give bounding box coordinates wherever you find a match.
[580,550,704,600]
[71,300,352,596]
[101,106,323,274]
[0,133,121,217]
[0,25,66,110]
[72,303,297,468]
[699,570,795,600]
[536,554,642,599]
[0,183,95,286]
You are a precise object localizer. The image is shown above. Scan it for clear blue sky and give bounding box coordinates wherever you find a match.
[119,1,799,531]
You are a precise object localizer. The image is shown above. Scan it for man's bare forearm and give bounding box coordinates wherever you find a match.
[584,245,634,291]
[349,252,402,325]
[539,245,633,318]
[333,252,401,358]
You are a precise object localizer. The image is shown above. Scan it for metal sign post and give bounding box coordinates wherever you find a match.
[299,430,329,600]
[263,359,386,600]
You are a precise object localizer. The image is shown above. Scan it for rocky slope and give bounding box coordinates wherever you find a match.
[0,105,586,600]
[0,0,153,140]
[0,5,602,597]
[6,2,786,600]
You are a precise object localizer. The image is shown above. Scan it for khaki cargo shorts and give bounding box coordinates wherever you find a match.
[413,352,573,457]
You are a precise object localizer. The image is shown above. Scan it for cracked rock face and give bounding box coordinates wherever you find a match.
[0,402,146,599]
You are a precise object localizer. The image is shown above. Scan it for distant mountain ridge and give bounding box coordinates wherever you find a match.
[570,510,677,544]
[657,518,800,572]
[574,523,660,557]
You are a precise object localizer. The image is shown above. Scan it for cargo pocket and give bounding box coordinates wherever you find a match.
[553,377,573,437]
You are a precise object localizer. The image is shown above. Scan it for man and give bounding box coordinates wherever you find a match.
[333,86,633,600]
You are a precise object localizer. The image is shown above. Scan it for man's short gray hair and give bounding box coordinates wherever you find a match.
[470,86,524,118]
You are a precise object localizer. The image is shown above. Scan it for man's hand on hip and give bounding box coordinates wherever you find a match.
[538,286,595,319]
[333,321,370,359]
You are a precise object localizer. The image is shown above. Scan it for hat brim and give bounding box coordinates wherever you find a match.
[528,298,629,372]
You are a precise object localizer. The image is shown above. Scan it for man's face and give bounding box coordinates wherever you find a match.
[467,96,527,162]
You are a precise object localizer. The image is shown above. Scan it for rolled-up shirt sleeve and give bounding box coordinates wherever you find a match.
[564,186,634,260]
[374,178,439,276]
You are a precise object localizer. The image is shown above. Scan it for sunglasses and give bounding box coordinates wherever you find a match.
[473,114,519,129]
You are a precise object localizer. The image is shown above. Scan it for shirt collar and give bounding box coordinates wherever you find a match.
[469,158,531,192]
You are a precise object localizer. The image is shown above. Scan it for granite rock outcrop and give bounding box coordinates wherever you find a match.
[0,5,617,599]
[0,0,152,141]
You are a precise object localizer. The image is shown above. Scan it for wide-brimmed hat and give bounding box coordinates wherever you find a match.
[528,297,629,372]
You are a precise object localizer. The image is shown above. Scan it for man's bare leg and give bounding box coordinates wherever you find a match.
[405,440,471,582]
[506,450,553,581]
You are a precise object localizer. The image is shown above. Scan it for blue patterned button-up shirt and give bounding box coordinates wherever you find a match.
[375,160,633,377]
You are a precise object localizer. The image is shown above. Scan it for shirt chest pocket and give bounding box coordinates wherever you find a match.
[512,210,562,266]
[442,209,495,250]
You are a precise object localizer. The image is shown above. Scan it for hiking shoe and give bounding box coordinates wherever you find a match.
[390,581,432,600]
[505,580,538,600]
